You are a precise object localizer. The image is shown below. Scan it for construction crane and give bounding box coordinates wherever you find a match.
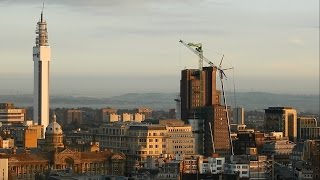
[217,55,234,156]
[179,40,204,71]
[179,39,234,156]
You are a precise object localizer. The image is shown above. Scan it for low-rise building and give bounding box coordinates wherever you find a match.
[198,156,225,174]
[0,116,126,180]
[156,160,182,180]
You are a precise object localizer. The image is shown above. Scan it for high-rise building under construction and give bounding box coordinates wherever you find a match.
[180,67,231,157]
[180,67,220,120]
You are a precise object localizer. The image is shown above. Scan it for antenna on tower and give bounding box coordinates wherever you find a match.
[41,2,45,22]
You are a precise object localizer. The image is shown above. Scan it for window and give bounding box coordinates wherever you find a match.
[149,145,153,148]
[149,139,153,142]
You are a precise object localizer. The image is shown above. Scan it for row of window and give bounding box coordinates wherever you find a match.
[168,128,191,132]
[149,145,166,148]
[173,151,193,154]
[174,145,193,149]
[171,140,193,143]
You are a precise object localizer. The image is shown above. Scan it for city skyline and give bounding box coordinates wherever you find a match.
[0,0,319,96]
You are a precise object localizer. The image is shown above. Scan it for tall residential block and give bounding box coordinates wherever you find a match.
[97,108,117,122]
[64,109,83,125]
[33,10,51,137]
[264,107,297,142]
[135,107,152,119]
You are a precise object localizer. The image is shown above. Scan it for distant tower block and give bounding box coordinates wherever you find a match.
[33,9,51,137]
[233,107,244,125]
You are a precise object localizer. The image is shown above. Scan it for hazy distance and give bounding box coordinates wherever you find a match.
[0,74,318,97]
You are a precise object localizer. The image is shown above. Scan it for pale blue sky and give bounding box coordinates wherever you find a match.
[0,0,319,96]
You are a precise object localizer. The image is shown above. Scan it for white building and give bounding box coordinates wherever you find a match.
[198,156,225,174]
[33,10,51,137]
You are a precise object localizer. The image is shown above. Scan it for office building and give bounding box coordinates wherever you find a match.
[159,119,195,155]
[297,117,320,141]
[265,107,297,142]
[232,131,265,155]
[232,107,244,125]
[33,10,51,137]
[24,129,38,148]
[0,103,26,124]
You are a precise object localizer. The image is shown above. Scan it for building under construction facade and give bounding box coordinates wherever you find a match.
[180,67,231,157]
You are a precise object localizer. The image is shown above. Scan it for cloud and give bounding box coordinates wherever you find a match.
[288,37,304,46]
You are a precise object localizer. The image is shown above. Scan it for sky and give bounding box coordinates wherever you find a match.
[0,0,319,97]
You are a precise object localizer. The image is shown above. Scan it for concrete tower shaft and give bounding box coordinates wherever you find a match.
[33,10,51,138]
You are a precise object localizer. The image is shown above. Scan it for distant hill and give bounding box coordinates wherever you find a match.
[0,92,318,113]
